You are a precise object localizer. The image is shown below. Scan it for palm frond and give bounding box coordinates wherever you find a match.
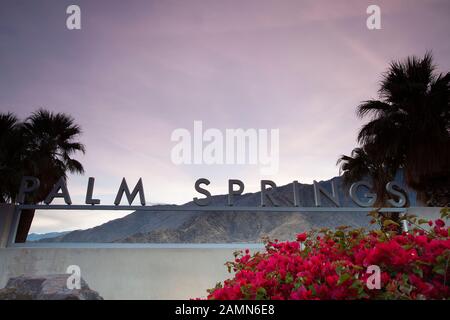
[357,100,392,119]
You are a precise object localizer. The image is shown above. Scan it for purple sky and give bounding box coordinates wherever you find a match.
[1,0,449,233]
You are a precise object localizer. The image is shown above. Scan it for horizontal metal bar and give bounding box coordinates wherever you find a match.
[9,242,266,249]
[16,204,407,213]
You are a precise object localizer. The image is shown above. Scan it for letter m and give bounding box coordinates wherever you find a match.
[114,178,146,205]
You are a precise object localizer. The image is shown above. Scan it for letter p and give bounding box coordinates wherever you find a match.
[17,177,40,204]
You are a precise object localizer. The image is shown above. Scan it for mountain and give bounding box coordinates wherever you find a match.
[27,231,71,242]
[39,175,416,243]
[117,211,373,243]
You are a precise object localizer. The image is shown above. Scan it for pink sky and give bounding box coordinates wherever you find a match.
[1,0,449,232]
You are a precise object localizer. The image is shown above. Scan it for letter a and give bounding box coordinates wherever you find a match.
[66,5,81,30]
[66,265,81,290]
[366,5,381,30]
[366,265,381,289]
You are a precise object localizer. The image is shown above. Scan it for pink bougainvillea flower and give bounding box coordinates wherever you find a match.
[206,216,450,300]
[296,233,307,242]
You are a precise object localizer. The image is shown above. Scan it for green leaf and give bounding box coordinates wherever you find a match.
[256,287,267,300]
[335,230,345,238]
[335,265,344,273]
[294,278,304,290]
[373,230,385,237]
[285,273,294,284]
[402,273,409,283]
[338,273,351,285]
[433,266,445,275]
[418,219,429,225]
[383,219,400,227]
[413,268,423,278]
[350,280,362,289]
[359,292,370,299]
[308,284,317,296]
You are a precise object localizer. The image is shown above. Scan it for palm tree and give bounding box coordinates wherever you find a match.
[337,146,397,206]
[0,109,85,242]
[0,113,24,203]
[356,52,450,204]
[339,53,449,206]
[337,145,403,230]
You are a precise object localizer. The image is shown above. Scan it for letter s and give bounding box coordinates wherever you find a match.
[193,178,211,206]
[386,181,407,207]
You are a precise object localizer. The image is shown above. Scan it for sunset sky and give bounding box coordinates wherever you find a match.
[1,0,449,233]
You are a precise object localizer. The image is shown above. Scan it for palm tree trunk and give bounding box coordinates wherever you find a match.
[14,209,35,243]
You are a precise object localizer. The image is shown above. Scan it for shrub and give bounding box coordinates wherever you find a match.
[206,209,450,300]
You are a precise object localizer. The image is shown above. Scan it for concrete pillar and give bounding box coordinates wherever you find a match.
[0,204,17,248]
